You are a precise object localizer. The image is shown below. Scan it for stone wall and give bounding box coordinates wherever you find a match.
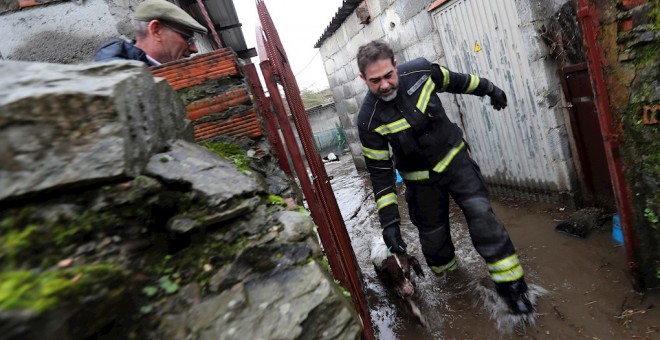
[590,0,659,289]
[0,60,362,339]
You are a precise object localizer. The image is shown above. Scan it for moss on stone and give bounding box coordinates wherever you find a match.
[268,194,285,205]
[0,225,39,265]
[0,264,125,312]
[650,1,660,30]
[199,141,251,172]
[176,78,245,106]
[0,206,125,269]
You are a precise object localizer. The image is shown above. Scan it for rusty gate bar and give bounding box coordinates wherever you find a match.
[256,1,374,338]
[255,8,344,286]
[195,0,223,48]
[258,61,323,215]
[576,0,639,290]
[243,62,294,177]
[260,58,351,288]
[257,37,349,291]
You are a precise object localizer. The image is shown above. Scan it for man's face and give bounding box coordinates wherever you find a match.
[158,22,199,63]
[360,58,399,102]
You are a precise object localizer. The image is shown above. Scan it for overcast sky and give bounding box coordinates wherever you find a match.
[233,0,345,92]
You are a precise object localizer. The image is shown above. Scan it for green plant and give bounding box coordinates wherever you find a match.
[0,225,38,263]
[139,305,154,315]
[158,275,179,294]
[644,208,659,225]
[334,279,351,298]
[142,286,158,297]
[650,0,660,30]
[268,194,285,205]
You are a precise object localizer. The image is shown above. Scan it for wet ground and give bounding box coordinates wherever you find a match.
[324,157,659,340]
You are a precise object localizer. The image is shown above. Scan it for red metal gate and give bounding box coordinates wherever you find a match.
[576,0,639,290]
[254,1,374,338]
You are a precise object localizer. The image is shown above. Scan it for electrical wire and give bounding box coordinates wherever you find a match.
[294,50,321,77]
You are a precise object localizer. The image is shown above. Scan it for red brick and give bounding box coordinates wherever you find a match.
[427,0,450,12]
[150,49,264,142]
[619,17,634,32]
[643,105,659,125]
[18,0,64,8]
[621,0,646,10]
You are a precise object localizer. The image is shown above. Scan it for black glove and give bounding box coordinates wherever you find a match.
[382,224,407,254]
[488,85,507,110]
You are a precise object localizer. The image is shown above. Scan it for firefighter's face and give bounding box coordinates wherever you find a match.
[360,58,399,102]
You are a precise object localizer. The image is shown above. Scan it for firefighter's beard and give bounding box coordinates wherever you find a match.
[375,85,398,102]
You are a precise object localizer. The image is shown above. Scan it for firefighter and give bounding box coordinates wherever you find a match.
[356,40,533,314]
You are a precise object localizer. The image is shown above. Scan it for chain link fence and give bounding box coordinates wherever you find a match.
[313,123,349,157]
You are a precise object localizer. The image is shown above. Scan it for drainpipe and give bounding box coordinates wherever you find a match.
[576,0,640,290]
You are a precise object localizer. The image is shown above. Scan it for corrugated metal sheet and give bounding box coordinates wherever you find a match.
[151,48,264,142]
[196,0,253,57]
[432,0,568,201]
[314,0,363,48]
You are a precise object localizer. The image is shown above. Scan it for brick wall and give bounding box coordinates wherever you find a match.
[150,49,263,142]
[594,0,659,288]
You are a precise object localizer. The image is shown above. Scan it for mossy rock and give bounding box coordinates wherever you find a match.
[199,141,251,172]
[0,264,126,312]
[0,264,131,340]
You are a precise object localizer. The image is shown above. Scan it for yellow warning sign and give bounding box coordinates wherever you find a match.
[474,41,481,52]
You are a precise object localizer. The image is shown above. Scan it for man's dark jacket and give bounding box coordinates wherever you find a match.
[357,57,496,229]
[95,39,157,66]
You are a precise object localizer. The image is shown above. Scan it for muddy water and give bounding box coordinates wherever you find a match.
[324,157,659,340]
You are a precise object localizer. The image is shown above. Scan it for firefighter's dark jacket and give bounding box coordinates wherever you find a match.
[357,57,495,229]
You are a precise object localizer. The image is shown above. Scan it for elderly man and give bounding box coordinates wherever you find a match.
[96,0,207,65]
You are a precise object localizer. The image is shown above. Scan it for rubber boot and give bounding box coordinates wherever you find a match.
[495,279,533,314]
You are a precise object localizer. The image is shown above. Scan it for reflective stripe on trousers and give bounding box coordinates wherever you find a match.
[404,148,518,271]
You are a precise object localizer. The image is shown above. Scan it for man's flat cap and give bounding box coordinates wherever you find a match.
[134,0,208,34]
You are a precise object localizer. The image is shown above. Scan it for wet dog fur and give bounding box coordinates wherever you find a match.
[370,236,428,327]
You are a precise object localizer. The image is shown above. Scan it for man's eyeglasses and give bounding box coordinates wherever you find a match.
[161,22,196,46]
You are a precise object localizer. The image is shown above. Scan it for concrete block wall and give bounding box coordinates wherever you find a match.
[305,103,341,135]
[0,0,138,63]
[320,0,442,169]
[318,0,579,205]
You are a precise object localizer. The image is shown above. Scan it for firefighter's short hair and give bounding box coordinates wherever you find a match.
[357,40,395,75]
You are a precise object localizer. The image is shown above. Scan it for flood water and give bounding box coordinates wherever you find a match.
[324,156,659,340]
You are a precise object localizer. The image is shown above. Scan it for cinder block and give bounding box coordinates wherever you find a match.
[413,10,434,38]
[0,0,19,14]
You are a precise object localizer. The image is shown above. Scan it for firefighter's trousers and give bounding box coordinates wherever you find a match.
[405,148,517,271]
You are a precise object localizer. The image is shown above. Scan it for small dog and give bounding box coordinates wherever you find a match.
[370,236,427,327]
